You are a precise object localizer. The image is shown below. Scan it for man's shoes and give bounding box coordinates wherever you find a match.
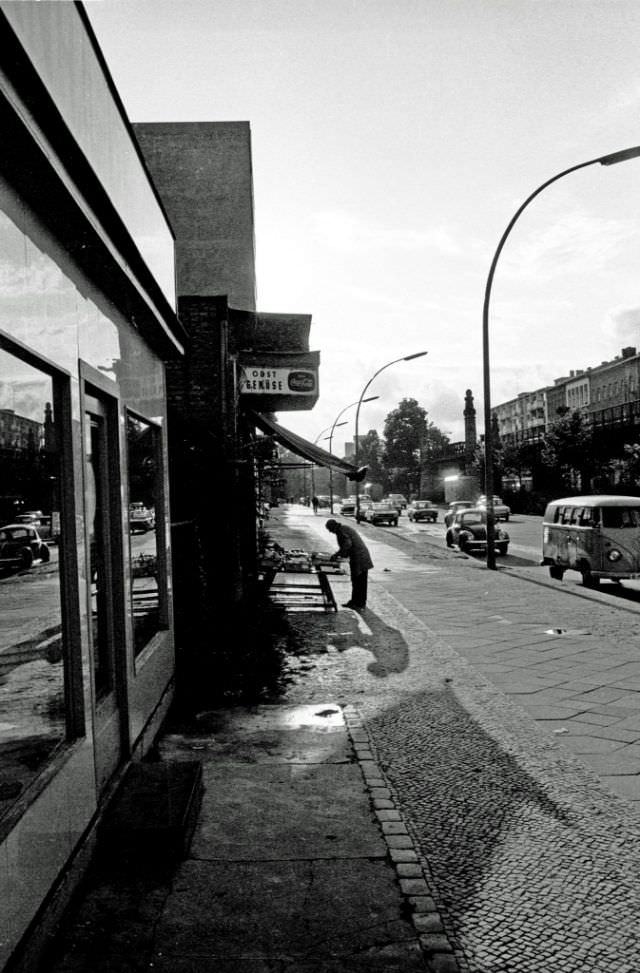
[342,601,355,608]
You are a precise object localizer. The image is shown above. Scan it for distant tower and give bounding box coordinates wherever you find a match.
[464,389,477,472]
[44,402,56,453]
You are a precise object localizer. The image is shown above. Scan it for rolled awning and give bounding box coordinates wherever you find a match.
[248,410,367,481]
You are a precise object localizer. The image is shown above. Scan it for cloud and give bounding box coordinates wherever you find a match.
[500,209,638,282]
[313,209,461,256]
[603,305,640,348]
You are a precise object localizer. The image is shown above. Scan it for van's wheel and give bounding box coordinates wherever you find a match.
[20,547,33,569]
[580,564,600,589]
[549,565,564,581]
[496,543,508,556]
[40,544,51,563]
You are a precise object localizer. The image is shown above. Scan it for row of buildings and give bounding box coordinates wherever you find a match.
[492,345,640,445]
[0,6,365,970]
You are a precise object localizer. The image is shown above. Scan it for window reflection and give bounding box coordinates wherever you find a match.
[127,414,161,654]
[0,348,64,816]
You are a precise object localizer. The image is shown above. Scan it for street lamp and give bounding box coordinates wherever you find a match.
[482,145,640,569]
[354,352,428,518]
[327,400,378,513]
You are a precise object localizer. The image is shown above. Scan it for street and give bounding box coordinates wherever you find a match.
[271,502,640,972]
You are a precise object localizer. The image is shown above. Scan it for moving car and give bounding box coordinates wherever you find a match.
[355,498,374,523]
[0,523,51,569]
[341,495,371,517]
[340,496,357,516]
[384,493,408,514]
[476,495,511,521]
[407,500,438,523]
[445,507,509,555]
[444,500,474,527]
[362,501,399,527]
[129,502,155,534]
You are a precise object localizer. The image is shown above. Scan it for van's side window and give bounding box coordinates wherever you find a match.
[601,507,640,528]
[552,506,562,523]
[561,506,574,525]
[579,507,594,526]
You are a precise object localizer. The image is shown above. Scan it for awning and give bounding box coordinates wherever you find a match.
[248,410,367,481]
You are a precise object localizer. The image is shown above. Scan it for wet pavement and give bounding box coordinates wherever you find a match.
[42,503,640,972]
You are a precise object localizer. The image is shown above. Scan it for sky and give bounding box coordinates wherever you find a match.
[86,0,640,453]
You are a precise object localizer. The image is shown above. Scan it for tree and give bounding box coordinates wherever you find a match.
[358,429,385,484]
[541,410,599,493]
[382,398,428,494]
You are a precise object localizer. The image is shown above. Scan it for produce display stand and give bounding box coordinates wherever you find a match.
[259,550,342,612]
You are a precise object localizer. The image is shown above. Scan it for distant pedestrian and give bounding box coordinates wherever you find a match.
[325,518,373,609]
[312,495,319,514]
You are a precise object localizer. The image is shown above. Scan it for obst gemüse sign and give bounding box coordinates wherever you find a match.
[239,367,317,395]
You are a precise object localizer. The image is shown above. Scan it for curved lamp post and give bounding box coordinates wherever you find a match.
[354,352,428,518]
[483,146,640,569]
[327,402,378,513]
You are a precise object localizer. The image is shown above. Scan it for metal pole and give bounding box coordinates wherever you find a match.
[354,353,427,520]
[482,155,613,569]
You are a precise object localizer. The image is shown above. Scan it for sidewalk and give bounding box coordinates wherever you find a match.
[43,504,640,973]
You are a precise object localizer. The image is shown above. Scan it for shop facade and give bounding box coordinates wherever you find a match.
[0,7,185,968]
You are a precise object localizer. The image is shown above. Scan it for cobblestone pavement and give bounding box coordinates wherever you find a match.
[269,505,640,972]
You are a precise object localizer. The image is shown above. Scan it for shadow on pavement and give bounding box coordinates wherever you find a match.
[368,684,573,957]
[285,608,410,679]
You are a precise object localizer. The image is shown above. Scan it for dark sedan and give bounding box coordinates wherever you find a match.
[445,507,509,555]
[363,502,399,526]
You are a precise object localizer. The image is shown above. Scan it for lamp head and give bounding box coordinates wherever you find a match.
[599,146,640,166]
[403,351,428,361]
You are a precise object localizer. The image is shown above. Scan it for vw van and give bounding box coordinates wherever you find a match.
[542,495,640,587]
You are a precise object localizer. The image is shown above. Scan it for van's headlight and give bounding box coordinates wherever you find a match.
[607,549,622,562]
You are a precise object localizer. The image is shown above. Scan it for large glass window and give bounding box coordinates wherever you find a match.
[0,347,65,819]
[126,413,163,655]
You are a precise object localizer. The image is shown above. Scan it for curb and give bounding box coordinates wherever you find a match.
[342,704,463,973]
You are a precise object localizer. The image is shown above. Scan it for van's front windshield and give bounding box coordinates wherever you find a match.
[601,507,640,528]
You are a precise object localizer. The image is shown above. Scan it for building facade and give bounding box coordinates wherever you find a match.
[0,7,186,969]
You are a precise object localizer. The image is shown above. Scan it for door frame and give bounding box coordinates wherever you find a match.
[80,361,130,793]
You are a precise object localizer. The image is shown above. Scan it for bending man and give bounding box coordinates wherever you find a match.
[325,518,373,609]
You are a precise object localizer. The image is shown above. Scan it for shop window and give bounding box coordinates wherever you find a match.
[126,413,165,655]
[0,347,66,818]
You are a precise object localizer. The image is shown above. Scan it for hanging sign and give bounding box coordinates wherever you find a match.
[239,366,317,396]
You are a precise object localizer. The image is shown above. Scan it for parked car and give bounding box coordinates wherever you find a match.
[445,507,509,555]
[14,511,53,541]
[476,495,511,521]
[385,493,408,513]
[0,523,51,569]
[362,501,399,527]
[541,494,640,586]
[129,502,155,534]
[444,500,474,527]
[407,500,438,523]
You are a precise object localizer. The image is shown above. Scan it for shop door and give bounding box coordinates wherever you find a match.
[84,391,127,793]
